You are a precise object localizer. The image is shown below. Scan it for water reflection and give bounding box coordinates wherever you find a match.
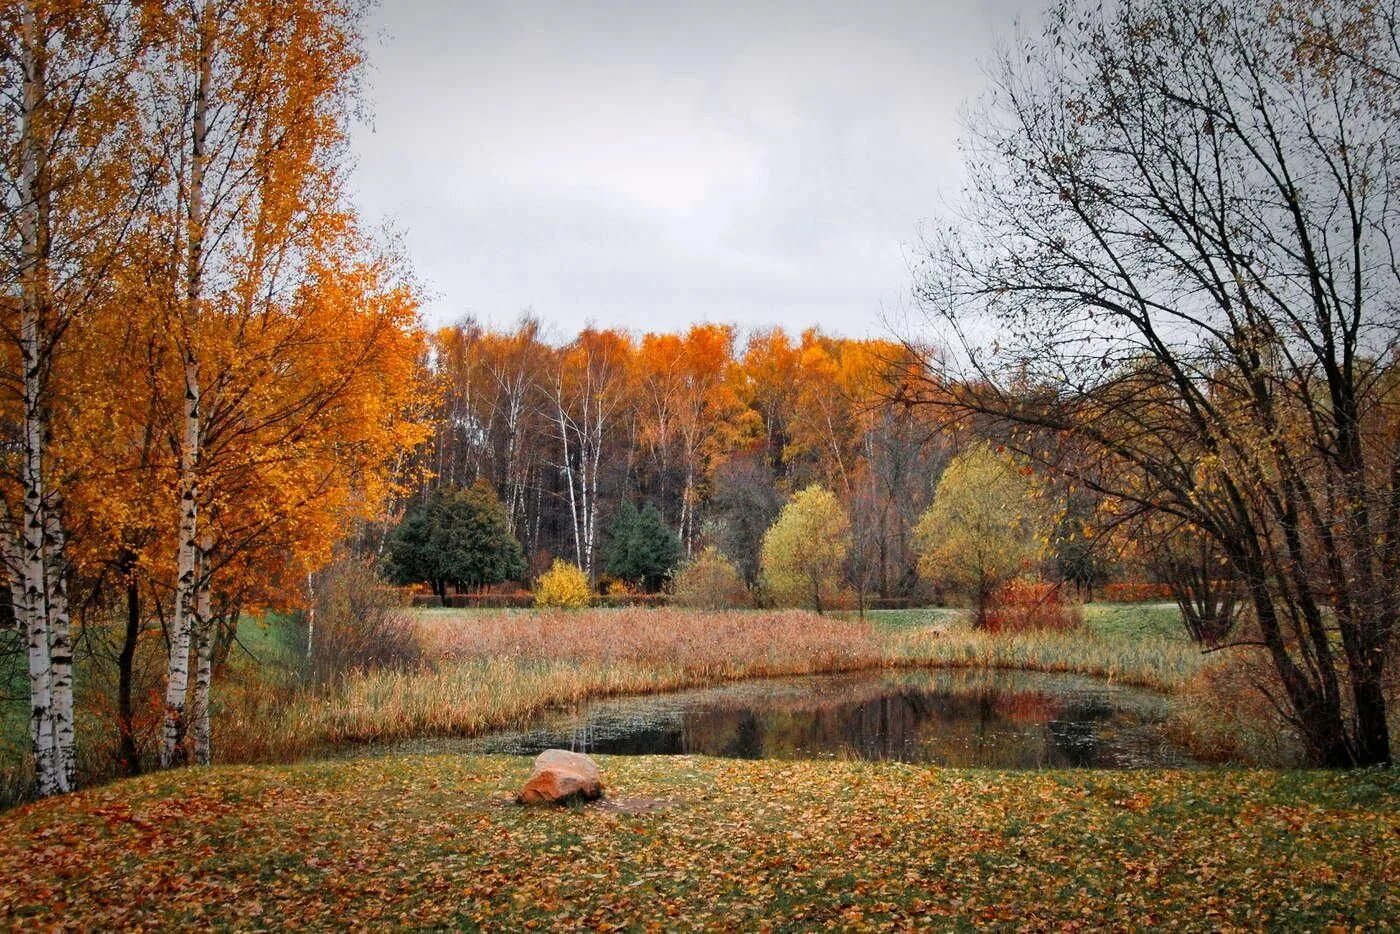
[468,669,1199,769]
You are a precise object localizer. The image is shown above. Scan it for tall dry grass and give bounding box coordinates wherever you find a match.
[238,609,886,754]
[891,625,1205,691]
[214,607,1208,762]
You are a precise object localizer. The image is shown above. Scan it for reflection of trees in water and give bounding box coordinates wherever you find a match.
[671,687,1124,768]
[493,673,1184,768]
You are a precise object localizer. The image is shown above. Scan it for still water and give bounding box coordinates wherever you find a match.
[460,669,1199,769]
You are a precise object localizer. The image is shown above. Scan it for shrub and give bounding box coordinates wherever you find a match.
[533,559,592,609]
[1167,651,1302,766]
[306,557,421,685]
[671,547,750,609]
[982,579,1082,634]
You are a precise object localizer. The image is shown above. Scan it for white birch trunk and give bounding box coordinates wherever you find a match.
[191,541,214,766]
[17,2,60,797]
[162,1,211,768]
[44,503,74,791]
[555,388,584,569]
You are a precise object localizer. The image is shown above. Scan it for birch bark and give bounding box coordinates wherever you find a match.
[16,1,61,796]
[161,0,212,768]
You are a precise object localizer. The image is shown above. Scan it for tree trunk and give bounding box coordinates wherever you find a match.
[44,503,74,790]
[191,547,213,766]
[162,0,211,769]
[17,3,62,797]
[118,571,141,776]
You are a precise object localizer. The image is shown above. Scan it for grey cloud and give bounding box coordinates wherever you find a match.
[349,0,1038,335]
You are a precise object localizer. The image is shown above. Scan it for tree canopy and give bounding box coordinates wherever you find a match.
[760,485,850,613]
[914,445,1048,627]
[387,482,526,597]
[602,501,682,592]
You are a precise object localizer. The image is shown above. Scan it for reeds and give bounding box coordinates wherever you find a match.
[220,607,1208,762]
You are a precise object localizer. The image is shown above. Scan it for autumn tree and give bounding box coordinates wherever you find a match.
[549,328,632,579]
[0,1,141,795]
[708,452,782,587]
[913,444,1048,628]
[130,0,419,768]
[909,0,1400,764]
[760,484,850,613]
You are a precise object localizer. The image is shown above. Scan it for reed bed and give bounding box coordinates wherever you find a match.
[228,607,1209,760]
[890,625,1207,691]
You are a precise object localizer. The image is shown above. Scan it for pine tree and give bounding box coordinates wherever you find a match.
[603,502,681,592]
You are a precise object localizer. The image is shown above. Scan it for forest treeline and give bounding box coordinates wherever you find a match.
[409,320,951,598]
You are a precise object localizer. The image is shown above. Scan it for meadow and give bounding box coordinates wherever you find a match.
[2,602,1392,928]
[1,754,1393,928]
[0,602,1232,804]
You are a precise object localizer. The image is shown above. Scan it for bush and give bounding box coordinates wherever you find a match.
[533,559,592,609]
[1167,651,1302,766]
[306,558,421,686]
[982,579,1082,634]
[671,547,750,609]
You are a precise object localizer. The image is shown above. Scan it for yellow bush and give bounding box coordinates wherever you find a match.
[672,547,749,609]
[533,559,592,608]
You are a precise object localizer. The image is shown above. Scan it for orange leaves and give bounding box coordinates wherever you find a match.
[0,757,1392,928]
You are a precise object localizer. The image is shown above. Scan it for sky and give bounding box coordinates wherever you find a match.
[348,0,1035,338]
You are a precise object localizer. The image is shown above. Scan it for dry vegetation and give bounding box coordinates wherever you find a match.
[208,606,1210,765]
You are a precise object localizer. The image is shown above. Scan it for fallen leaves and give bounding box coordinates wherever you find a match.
[0,756,1393,930]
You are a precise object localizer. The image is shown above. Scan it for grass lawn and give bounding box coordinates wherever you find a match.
[0,755,1393,929]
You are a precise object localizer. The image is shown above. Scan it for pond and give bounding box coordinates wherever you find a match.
[415,669,1199,769]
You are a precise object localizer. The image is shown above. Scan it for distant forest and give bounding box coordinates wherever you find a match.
[404,320,952,598]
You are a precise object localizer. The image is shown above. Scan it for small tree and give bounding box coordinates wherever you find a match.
[760,485,850,613]
[603,501,682,592]
[386,482,526,598]
[534,559,592,609]
[305,558,420,686]
[914,444,1048,627]
[672,547,749,609]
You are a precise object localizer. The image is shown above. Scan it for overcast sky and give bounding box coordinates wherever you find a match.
[348,0,1034,338]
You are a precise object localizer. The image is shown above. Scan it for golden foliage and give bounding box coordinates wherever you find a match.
[533,559,592,609]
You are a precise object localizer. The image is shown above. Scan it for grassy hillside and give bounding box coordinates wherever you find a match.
[0,755,1393,928]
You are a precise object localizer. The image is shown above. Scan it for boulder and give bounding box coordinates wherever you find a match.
[516,749,604,805]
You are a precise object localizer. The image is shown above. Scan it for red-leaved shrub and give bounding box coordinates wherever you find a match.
[983,580,1082,633]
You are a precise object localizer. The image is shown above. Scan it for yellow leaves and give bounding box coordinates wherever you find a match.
[1,756,1391,928]
[533,560,591,609]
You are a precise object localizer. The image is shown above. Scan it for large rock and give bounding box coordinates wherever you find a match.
[516,749,604,805]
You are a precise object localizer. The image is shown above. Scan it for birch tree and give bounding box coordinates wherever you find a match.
[137,0,370,767]
[549,328,631,579]
[0,1,138,795]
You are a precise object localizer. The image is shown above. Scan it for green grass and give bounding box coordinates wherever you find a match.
[0,755,1392,928]
[837,606,966,631]
[1082,602,1190,641]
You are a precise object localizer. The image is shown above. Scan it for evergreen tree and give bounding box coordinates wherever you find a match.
[387,481,526,597]
[603,501,682,592]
